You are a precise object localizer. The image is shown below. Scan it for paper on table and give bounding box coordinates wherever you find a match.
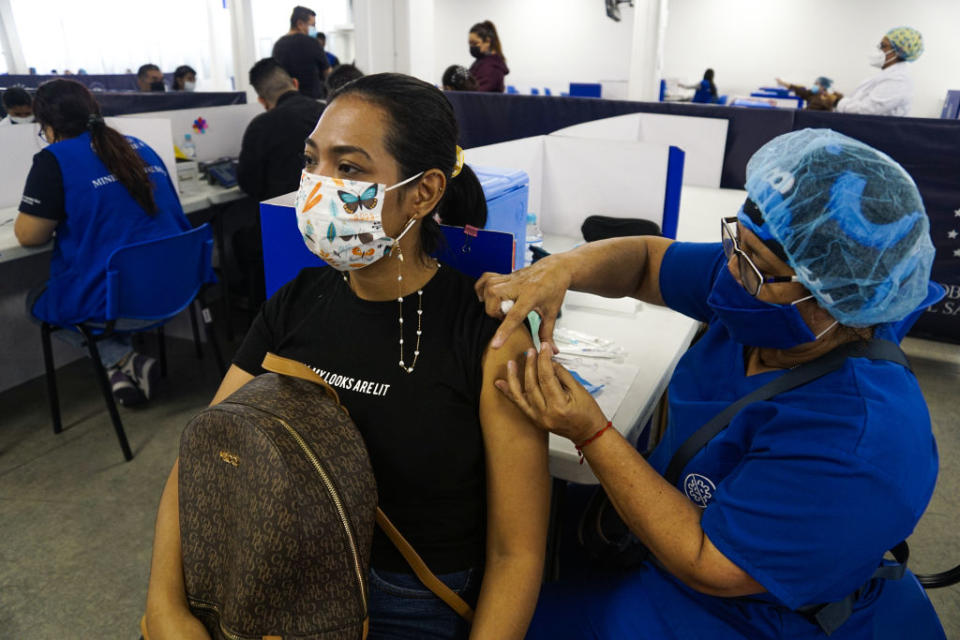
[555,354,641,420]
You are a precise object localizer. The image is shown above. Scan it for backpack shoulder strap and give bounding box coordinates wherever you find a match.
[375,509,475,623]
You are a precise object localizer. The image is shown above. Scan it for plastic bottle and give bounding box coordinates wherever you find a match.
[182,133,197,159]
[525,212,543,266]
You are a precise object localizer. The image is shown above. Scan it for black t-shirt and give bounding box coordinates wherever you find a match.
[233,264,499,573]
[237,91,325,202]
[272,33,329,99]
[19,150,65,220]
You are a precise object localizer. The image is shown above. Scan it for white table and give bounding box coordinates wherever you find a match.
[0,206,52,263]
[0,184,245,263]
[177,181,244,214]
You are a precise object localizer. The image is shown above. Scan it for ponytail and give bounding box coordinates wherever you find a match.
[422,163,487,254]
[33,79,157,215]
[470,20,506,61]
[88,117,158,214]
[329,73,487,257]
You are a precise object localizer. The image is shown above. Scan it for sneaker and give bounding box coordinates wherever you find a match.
[109,368,146,406]
[122,352,159,400]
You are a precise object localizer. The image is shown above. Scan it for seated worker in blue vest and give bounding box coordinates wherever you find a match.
[145,73,550,640]
[476,128,941,639]
[15,79,190,405]
[0,86,35,126]
[226,57,326,308]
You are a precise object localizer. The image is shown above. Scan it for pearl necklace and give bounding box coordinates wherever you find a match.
[342,253,439,374]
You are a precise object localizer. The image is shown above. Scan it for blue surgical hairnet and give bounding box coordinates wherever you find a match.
[740,128,934,327]
[815,76,833,90]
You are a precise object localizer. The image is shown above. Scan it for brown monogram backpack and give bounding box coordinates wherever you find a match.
[157,353,473,640]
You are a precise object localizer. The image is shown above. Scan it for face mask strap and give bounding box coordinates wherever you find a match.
[393,217,418,244]
[791,294,815,306]
[814,320,839,340]
[384,171,424,193]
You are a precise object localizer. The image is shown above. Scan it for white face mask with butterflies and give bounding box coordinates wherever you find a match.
[294,170,423,271]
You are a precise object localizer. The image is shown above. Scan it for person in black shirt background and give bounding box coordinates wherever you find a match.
[225,57,325,308]
[239,57,324,202]
[145,73,550,640]
[272,5,329,99]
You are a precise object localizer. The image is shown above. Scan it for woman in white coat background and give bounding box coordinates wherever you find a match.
[836,26,923,117]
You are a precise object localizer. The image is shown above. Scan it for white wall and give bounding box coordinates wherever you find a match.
[662,0,959,118]
[432,0,637,93]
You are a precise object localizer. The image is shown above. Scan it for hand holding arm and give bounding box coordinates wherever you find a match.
[495,346,764,598]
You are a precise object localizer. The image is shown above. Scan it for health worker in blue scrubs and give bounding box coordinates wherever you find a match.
[15,79,190,406]
[475,128,942,639]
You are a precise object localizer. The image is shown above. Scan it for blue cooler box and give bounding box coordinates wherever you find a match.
[473,166,529,272]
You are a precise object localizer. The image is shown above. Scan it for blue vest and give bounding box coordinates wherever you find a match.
[32,133,189,325]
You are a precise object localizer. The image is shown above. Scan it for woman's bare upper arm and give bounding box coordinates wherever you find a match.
[478,329,550,553]
[210,365,255,406]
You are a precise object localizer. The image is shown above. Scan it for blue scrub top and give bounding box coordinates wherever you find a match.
[643,242,938,637]
[528,242,940,639]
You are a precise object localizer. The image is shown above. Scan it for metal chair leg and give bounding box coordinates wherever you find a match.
[213,210,234,342]
[157,326,168,378]
[199,300,226,377]
[80,327,133,462]
[40,323,63,435]
[188,301,203,359]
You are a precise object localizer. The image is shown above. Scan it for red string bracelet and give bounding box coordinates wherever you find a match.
[575,421,613,464]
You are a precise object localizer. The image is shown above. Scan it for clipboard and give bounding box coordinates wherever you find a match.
[434,224,515,279]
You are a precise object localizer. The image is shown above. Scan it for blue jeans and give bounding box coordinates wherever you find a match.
[367,567,481,640]
[26,286,147,368]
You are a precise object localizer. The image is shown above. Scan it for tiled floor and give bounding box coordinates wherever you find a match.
[0,335,958,638]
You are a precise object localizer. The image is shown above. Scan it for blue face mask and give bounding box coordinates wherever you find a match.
[308,25,318,37]
[810,85,820,94]
[707,266,835,349]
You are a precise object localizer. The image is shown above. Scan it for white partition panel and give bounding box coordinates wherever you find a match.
[540,136,669,238]
[106,117,178,194]
[0,117,180,208]
[463,135,546,214]
[551,113,728,188]
[0,123,45,208]
[121,102,264,162]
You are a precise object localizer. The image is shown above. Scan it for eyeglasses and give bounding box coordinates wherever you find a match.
[721,217,799,296]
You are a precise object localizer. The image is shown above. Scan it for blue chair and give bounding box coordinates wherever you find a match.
[531,88,540,95]
[544,88,552,96]
[873,570,946,639]
[506,85,519,94]
[40,224,224,461]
